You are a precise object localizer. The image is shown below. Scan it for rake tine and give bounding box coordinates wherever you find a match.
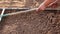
[0,8,5,21]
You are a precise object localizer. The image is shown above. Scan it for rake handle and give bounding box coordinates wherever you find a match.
[1,8,60,17]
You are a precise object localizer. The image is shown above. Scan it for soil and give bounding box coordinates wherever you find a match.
[0,10,60,34]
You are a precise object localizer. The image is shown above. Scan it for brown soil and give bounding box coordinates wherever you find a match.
[0,10,60,34]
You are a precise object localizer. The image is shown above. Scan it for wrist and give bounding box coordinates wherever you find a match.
[38,3,46,10]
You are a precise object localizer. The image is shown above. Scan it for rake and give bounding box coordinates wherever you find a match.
[0,8,60,21]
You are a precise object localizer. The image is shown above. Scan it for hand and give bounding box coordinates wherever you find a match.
[49,3,58,8]
[36,4,46,12]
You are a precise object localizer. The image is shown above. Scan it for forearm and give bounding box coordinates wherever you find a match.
[42,0,57,7]
[37,0,58,11]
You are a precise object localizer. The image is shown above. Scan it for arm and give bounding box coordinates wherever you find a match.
[43,0,58,7]
[43,0,55,7]
[36,0,58,12]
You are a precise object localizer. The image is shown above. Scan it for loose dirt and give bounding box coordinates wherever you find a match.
[0,10,60,34]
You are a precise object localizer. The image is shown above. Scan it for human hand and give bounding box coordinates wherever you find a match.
[49,3,58,8]
[36,4,46,13]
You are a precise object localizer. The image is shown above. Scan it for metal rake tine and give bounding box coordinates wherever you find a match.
[0,8,5,21]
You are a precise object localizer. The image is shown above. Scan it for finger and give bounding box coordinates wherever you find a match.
[50,3,58,8]
[36,8,41,13]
